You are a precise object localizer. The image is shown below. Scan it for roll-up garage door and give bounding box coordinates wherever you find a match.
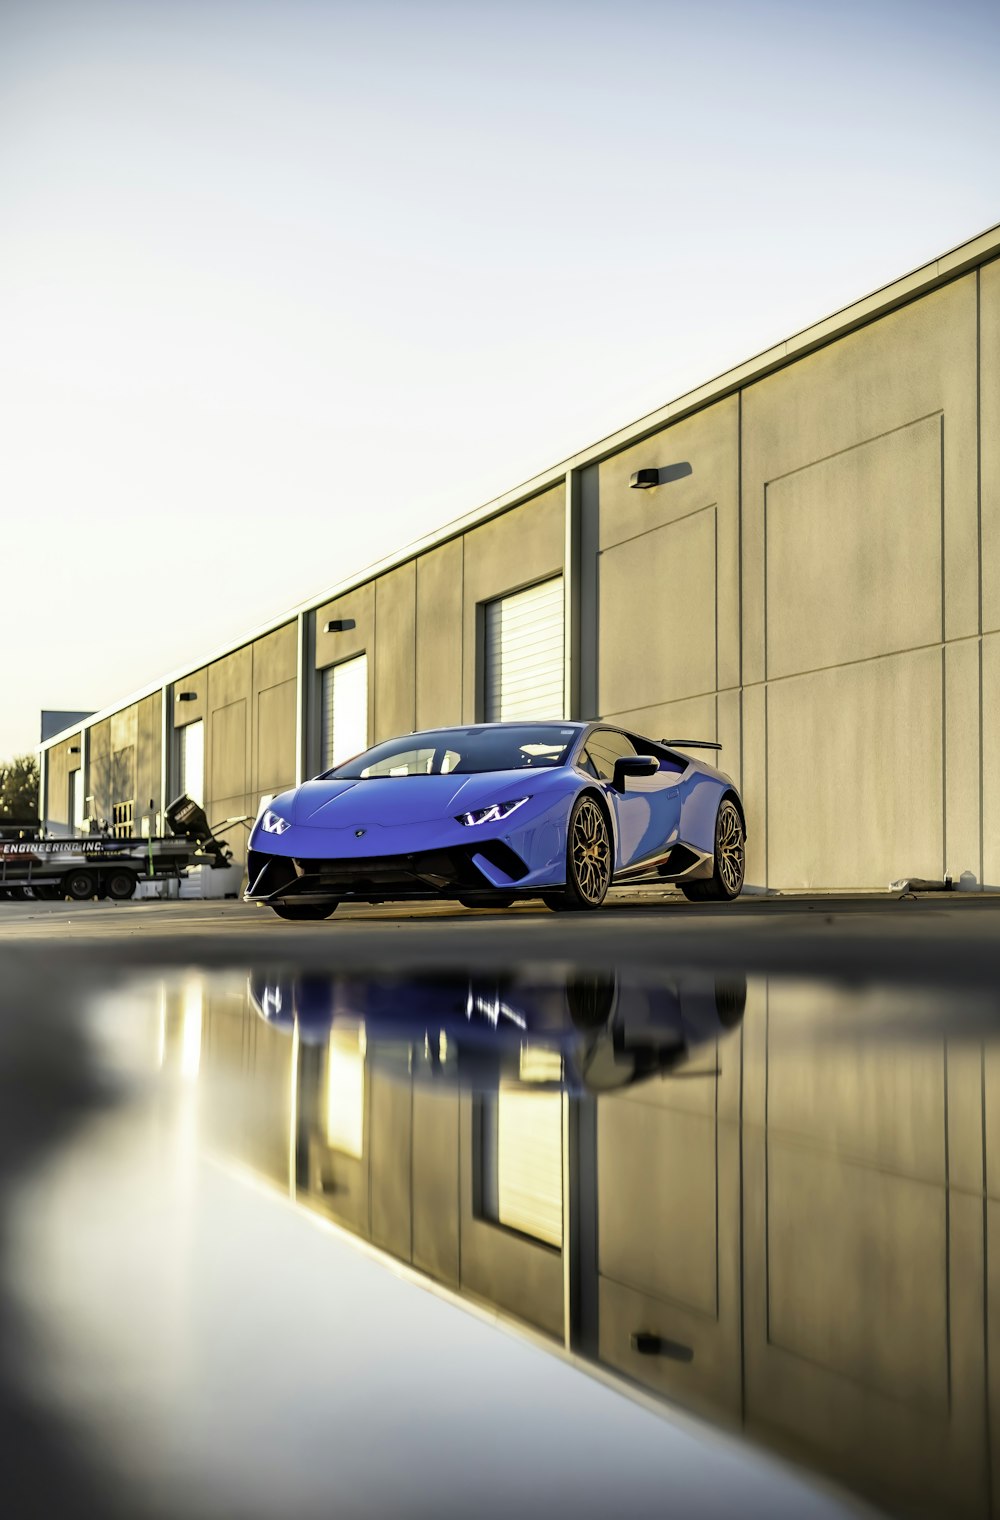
[322,654,368,770]
[177,720,204,806]
[484,576,564,721]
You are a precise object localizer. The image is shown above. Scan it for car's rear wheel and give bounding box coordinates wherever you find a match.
[270,902,338,921]
[544,794,612,912]
[681,800,745,902]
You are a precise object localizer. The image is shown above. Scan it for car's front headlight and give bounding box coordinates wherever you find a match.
[456,796,530,827]
[260,808,292,836]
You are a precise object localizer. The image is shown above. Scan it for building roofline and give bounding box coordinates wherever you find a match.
[40,218,1000,753]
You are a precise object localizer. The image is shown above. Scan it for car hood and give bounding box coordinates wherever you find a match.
[289,769,558,828]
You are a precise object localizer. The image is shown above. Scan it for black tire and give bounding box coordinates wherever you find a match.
[106,869,137,901]
[566,972,617,1028]
[63,869,96,901]
[544,794,613,912]
[681,799,745,902]
[715,978,747,1028]
[270,902,338,921]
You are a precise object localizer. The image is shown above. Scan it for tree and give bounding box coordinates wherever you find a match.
[0,754,40,822]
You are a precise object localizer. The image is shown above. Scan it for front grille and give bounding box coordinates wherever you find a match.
[248,842,531,901]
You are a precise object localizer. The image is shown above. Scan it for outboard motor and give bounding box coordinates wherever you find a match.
[166,795,232,867]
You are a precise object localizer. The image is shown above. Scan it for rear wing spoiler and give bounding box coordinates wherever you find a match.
[661,738,722,751]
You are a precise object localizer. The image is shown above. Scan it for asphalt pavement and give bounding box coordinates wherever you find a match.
[1,888,998,990]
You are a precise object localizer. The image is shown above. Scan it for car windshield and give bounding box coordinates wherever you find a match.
[324,725,578,779]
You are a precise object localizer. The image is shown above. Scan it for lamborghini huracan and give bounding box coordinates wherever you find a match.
[245,720,746,919]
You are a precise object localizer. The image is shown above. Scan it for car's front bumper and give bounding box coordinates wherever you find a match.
[245,799,571,905]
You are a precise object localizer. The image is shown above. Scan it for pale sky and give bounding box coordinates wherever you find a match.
[2,0,999,757]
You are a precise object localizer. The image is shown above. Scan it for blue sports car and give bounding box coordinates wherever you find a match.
[245,720,746,920]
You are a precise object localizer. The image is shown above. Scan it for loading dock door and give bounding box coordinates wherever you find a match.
[178,720,204,806]
[322,654,368,770]
[484,576,564,722]
[68,768,83,833]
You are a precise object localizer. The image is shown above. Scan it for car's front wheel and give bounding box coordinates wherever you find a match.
[270,902,338,921]
[681,799,745,902]
[544,794,612,912]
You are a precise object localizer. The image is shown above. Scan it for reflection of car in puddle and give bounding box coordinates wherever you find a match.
[247,969,745,1094]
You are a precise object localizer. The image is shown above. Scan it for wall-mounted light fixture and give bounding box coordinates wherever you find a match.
[629,462,693,490]
[324,618,356,633]
[629,468,661,490]
[178,691,197,702]
[69,746,80,754]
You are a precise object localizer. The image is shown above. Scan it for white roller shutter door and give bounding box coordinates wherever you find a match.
[178,720,204,806]
[484,576,564,722]
[322,654,368,769]
[496,1086,564,1247]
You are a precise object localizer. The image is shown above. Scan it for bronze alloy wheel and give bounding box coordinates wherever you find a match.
[681,798,745,902]
[546,794,612,911]
[716,800,745,897]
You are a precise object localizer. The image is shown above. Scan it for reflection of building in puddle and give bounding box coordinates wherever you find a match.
[325,1025,365,1159]
[157,967,1000,1520]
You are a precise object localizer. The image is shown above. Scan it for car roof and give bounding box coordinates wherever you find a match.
[403,721,588,736]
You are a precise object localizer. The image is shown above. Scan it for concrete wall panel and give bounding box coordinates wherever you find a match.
[211,699,247,803]
[742,683,767,885]
[313,584,375,766]
[766,648,943,888]
[461,486,565,721]
[984,632,1000,887]
[251,624,296,803]
[597,397,740,694]
[944,638,982,882]
[88,718,111,822]
[415,540,463,730]
[45,734,81,827]
[374,562,416,742]
[600,505,717,716]
[765,980,947,1180]
[764,415,942,680]
[171,669,206,728]
[412,1087,460,1287]
[207,646,251,817]
[766,1143,948,1407]
[255,679,296,798]
[598,1102,717,1315]
[314,584,375,671]
[743,275,978,684]
[982,258,1000,634]
[370,1065,413,1260]
[141,692,161,820]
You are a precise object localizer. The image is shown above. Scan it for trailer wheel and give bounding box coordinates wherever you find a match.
[106,869,137,901]
[63,869,96,901]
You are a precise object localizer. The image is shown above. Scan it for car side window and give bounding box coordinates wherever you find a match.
[580,729,637,783]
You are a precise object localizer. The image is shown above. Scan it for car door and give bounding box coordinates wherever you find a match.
[579,728,685,874]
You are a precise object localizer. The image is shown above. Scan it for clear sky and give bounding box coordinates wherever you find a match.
[1,0,999,757]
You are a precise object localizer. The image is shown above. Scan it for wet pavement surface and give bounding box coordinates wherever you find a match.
[3,896,1000,1518]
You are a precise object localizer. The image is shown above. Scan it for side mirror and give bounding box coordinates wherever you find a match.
[612,755,659,790]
